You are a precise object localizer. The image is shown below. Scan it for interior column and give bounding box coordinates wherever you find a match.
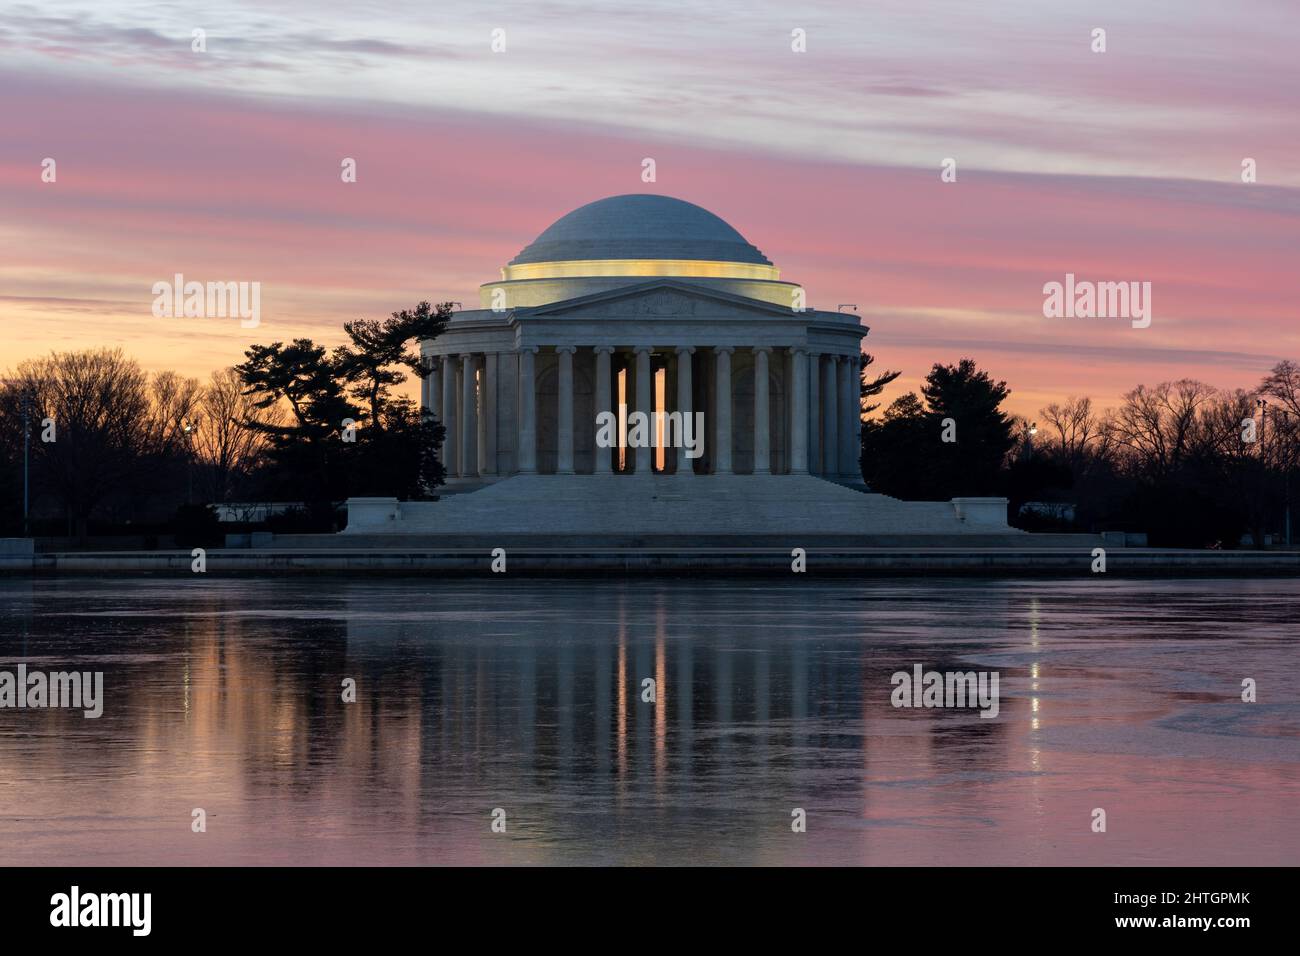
[841,354,859,482]
[634,347,652,475]
[517,347,538,474]
[822,355,838,478]
[675,346,695,475]
[440,354,457,476]
[594,347,614,474]
[556,346,576,474]
[460,353,479,478]
[426,356,441,422]
[480,353,498,476]
[807,352,820,475]
[714,347,733,475]
[790,348,808,474]
[753,347,771,475]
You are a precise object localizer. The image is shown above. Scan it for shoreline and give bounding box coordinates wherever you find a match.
[4,546,1298,576]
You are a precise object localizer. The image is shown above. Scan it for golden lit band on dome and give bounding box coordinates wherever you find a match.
[501,258,781,282]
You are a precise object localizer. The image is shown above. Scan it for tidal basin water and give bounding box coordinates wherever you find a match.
[1,576,1297,866]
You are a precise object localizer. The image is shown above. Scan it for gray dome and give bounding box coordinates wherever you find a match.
[509,194,772,266]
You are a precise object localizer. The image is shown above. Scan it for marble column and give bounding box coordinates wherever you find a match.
[790,348,808,474]
[556,346,576,474]
[822,354,838,478]
[460,353,479,478]
[440,354,457,476]
[839,354,857,481]
[635,347,652,475]
[517,347,538,474]
[807,352,821,475]
[714,347,733,475]
[753,347,771,475]
[594,347,614,474]
[481,352,498,475]
[427,357,442,423]
[675,346,695,475]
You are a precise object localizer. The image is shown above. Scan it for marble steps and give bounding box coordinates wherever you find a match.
[382,474,1003,536]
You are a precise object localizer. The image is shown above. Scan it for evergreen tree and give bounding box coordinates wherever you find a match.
[861,360,1014,499]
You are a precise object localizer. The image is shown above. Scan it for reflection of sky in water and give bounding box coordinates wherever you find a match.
[0,577,1297,866]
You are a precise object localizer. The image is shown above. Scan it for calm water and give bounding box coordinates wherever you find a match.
[0,576,1297,866]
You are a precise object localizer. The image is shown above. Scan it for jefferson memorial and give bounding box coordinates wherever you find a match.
[346,194,1012,537]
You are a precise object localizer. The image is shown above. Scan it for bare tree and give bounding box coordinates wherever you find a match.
[1110,379,1217,479]
[193,367,282,502]
[7,349,152,537]
[1260,360,1300,419]
[1193,389,1257,462]
[1259,360,1300,475]
[1040,395,1110,473]
[1191,388,1276,547]
[146,370,203,458]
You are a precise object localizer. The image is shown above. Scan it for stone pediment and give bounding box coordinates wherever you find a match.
[518,279,796,321]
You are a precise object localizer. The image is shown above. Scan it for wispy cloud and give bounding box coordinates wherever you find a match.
[3,1,1297,182]
[2,2,1297,417]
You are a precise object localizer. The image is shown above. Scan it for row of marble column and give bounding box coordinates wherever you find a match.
[421,347,861,481]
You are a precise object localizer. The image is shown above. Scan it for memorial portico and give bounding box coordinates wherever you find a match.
[424,342,862,482]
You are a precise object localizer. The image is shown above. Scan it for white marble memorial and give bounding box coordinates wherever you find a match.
[348,195,1012,537]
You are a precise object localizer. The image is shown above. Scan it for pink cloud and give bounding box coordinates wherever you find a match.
[1,72,1296,419]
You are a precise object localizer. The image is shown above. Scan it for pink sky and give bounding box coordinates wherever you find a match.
[1,2,1297,418]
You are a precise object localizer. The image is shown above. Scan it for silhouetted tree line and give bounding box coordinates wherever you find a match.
[3,321,1294,548]
[859,358,1300,548]
[0,301,450,539]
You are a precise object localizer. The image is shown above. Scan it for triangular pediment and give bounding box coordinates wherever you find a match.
[516,279,798,320]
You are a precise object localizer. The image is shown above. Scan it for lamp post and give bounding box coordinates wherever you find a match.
[181,419,197,505]
[1019,421,1038,462]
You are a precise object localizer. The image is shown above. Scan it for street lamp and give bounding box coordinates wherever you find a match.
[181,419,198,505]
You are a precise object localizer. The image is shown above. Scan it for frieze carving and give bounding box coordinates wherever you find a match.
[570,290,701,317]
[541,287,791,320]
[635,290,697,316]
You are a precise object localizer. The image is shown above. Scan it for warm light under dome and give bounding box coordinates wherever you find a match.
[501,258,781,282]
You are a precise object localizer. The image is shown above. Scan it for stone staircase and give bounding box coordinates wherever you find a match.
[353,473,1018,537]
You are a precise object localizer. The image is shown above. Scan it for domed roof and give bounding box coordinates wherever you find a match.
[508,194,772,266]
